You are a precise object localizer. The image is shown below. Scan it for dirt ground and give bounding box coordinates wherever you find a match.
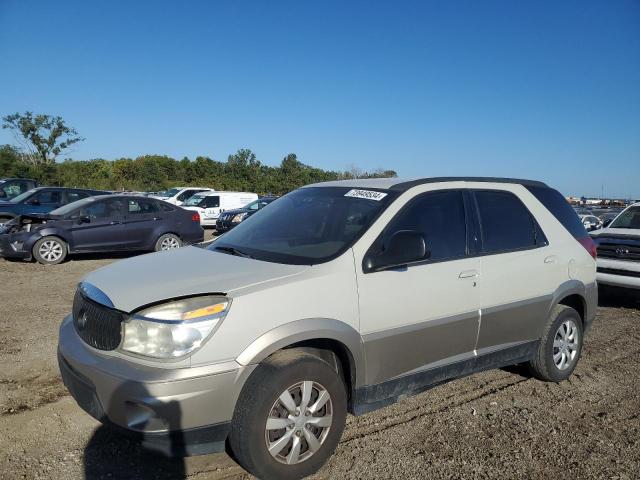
[1,249,639,480]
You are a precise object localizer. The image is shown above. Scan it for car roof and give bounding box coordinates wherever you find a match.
[304,177,548,192]
[193,191,256,196]
[26,186,104,192]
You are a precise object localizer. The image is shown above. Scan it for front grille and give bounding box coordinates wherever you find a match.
[72,290,125,350]
[597,267,640,278]
[596,243,640,262]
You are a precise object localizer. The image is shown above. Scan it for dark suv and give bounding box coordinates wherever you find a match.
[0,187,108,222]
[215,196,278,233]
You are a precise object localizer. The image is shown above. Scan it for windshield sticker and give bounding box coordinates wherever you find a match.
[344,189,388,201]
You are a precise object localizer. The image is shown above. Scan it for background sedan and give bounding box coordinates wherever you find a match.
[0,195,204,264]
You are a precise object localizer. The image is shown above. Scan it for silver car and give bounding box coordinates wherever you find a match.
[58,177,597,479]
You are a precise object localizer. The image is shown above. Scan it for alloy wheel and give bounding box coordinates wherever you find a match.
[39,240,63,262]
[265,381,333,465]
[160,237,180,250]
[553,319,579,370]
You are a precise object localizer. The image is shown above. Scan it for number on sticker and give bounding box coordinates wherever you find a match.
[344,189,388,201]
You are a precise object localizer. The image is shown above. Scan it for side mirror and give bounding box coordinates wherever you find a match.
[0,191,6,199]
[603,218,613,228]
[364,230,429,273]
[27,198,40,205]
[78,215,91,224]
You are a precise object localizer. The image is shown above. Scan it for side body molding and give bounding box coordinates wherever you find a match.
[235,318,366,388]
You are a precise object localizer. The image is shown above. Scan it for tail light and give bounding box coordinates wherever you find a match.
[191,213,200,222]
[577,236,597,260]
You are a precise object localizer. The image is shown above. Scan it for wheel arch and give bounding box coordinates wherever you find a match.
[235,318,365,413]
[549,280,596,328]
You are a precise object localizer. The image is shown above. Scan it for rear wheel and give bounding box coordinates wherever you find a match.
[154,233,182,251]
[228,349,347,480]
[527,305,583,382]
[33,236,67,265]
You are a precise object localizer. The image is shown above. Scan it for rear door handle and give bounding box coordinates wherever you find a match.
[544,255,558,264]
[459,270,480,279]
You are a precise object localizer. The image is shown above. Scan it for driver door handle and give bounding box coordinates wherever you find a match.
[544,255,558,264]
[459,270,480,279]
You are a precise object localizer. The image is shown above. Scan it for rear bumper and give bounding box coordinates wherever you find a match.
[58,315,255,456]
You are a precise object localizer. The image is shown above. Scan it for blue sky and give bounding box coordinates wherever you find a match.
[1,1,638,198]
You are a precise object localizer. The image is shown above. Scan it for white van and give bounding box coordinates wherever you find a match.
[183,191,258,226]
[150,187,214,206]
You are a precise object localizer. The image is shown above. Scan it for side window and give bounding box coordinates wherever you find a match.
[159,202,174,212]
[373,190,468,262]
[33,190,62,204]
[475,190,540,253]
[80,201,110,219]
[66,191,90,203]
[203,196,220,208]
[127,199,158,215]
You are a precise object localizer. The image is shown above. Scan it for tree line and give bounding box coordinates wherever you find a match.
[0,112,396,195]
[0,146,396,195]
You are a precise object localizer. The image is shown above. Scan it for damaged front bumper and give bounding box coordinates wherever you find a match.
[0,215,51,259]
[0,232,31,259]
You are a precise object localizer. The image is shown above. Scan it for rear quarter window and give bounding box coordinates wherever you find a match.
[526,186,588,238]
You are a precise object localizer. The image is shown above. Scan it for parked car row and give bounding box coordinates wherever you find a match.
[0,178,278,263]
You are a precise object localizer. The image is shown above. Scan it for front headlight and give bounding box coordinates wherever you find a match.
[231,212,248,223]
[121,296,229,359]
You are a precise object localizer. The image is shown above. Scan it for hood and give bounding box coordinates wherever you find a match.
[82,246,308,312]
[591,228,640,241]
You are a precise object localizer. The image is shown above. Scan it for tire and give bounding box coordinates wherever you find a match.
[32,236,68,265]
[228,349,348,480]
[154,233,182,252]
[527,305,583,382]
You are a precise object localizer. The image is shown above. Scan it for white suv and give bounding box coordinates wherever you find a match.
[591,202,640,289]
[58,177,597,479]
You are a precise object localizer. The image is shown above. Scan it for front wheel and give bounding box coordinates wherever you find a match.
[154,233,182,252]
[228,349,347,480]
[527,305,583,382]
[33,236,68,265]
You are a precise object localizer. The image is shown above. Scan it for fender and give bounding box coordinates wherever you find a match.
[235,317,366,388]
[548,279,598,330]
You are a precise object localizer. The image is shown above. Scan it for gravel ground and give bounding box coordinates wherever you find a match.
[0,250,639,480]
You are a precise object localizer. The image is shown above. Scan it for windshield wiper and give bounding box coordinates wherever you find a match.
[214,245,255,259]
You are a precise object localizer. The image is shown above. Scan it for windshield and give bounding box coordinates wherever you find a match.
[610,206,640,229]
[184,194,207,206]
[156,188,181,198]
[209,187,397,265]
[50,197,95,216]
[8,189,36,203]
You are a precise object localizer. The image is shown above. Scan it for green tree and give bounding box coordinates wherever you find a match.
[2,112,84,164]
